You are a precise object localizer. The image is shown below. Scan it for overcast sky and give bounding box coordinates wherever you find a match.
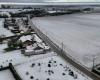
[0,0,100,3]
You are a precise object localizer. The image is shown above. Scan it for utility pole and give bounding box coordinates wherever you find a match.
[92,56,97,71]
[61,42,64,53]
[93,58,95,70]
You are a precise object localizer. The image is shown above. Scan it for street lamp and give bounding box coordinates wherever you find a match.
[61,42,64,53]
[92,56,97,70]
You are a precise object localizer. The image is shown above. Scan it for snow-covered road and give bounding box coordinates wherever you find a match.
[32,13,100,68]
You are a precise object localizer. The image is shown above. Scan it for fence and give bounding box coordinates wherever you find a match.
[9,63,22,80]
[0,66,9,71]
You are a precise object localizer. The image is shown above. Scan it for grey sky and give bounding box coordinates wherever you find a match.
[0,0,100,3]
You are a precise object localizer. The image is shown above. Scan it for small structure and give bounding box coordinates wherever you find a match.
[22,43,51,56]
[19,35,34,47]
[23,45,45,56]
[20,35,33,42]
[20,34,50,56]
[23,45,34,56]
[10,26,20,33]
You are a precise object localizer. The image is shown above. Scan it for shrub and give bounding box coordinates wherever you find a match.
[4,47,16,52]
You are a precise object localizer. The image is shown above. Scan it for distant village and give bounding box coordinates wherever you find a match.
[0,4,100,18]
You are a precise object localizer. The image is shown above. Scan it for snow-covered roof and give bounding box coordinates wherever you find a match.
[26,45,34,50]
[8,26,14,30]
[0,12,11,17]
[25,49,34,53]
[20,35,32,42]
[48,11,57,13]
[34,34,42,43]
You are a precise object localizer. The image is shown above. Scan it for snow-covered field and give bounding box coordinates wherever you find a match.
[32,13,100,68]
[0,43,91,80]
[15,55,92,80]
[0,19,14,37]
[0,45,55,68]
[0,70,15,80]
[0,44,7,53]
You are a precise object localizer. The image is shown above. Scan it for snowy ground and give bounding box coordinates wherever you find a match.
[0,44,55,68]
[0,19,14,37]
[0,15,94,80]
[32,13,100,68]
[15,55,92,80]
[0,18,58,80]
[0,70,15,80]
[0,44,7,53]
[0,25,54,68]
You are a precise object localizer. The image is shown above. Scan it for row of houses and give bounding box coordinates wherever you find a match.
[3,17,51,56]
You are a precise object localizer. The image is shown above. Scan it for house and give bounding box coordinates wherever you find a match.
[20,34,50,56]
[20,35,32,42]
[22,44,45,56]
[19,35,34,48]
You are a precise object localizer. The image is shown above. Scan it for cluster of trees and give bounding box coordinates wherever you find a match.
[10,9,47,17]
[4,37,23,52]
[1,5,11,9]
